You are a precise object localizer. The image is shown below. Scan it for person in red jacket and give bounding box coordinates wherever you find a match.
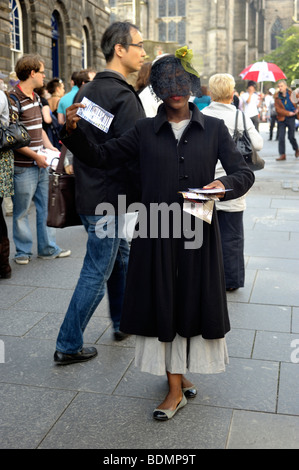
[275,80,299,161]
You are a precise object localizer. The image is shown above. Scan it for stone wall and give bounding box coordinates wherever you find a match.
[0,0,297,87]
[0,0,109,88]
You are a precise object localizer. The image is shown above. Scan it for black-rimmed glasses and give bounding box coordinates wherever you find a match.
[124,43,144,49]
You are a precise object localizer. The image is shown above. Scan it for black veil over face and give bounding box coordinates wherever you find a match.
[150,55,201,101]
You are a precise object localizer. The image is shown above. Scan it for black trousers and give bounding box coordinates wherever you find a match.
[217,210,245,289]
[269,115,277,139]
[278,116,298,155]
[0,198,8,239]
[250,115,259,132]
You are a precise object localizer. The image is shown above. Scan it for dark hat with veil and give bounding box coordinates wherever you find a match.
[150,46,201,101]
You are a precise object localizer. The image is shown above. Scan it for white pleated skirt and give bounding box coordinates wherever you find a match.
[135,334,229,376]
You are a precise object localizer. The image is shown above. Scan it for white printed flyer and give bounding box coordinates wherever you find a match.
[76,97,114,133]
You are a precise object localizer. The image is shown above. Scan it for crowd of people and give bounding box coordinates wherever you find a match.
[1,19,298,422]
[193,78,299,160]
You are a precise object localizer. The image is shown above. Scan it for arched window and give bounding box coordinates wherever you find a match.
[82,26,92,69]
[51,10,65,79]
[158,22,166,42]
[82,27,88,69]
[271,18,283,50]
[158,0,186,45]
[51,13,60,77]
[9,0,23,69]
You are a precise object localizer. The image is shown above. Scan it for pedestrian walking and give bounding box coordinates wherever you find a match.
[202,73,263,291]
[275,80,299,161]
[54,21,146,365]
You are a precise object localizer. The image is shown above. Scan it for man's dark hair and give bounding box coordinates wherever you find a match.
[101,21,139,63]
[76,69,90,88]
[71,71,80,86]
[15,54,44,81]
[248,80,257,89]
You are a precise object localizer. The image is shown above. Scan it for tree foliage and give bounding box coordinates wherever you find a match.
[261,26,299,84]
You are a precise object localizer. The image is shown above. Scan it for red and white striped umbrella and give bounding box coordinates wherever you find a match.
[240,61,286,82]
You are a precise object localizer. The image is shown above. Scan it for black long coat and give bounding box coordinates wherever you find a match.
[63,103,255,342]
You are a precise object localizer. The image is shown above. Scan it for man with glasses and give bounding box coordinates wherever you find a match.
[54,21,146,364]
[10,54,71,265]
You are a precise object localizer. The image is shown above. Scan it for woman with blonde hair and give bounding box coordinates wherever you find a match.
[203,73,263,291]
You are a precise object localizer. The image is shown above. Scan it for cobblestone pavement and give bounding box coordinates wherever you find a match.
[1,123,299,450]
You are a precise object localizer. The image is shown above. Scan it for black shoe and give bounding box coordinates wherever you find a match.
[182,386,197,399]
[114,331,129,342]
[54,347,97,365]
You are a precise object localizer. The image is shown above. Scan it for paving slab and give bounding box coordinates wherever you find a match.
[292,308,299,333]
[227,410,299,449]
[278,363,299,415]
[0,336,134,394]
[38,393,233,450]
[0,383,76,449]
[252,331,299,362]
[114,358,279,413]
[250,270,299,307]
[228,302,291,332]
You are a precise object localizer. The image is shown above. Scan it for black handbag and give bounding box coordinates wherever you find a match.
[233,110,265,171]
[0,95,31,152]
[233,110,253,165]
[47,144,82,228]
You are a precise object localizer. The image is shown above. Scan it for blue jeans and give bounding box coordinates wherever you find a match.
[12,166,61,258]
[56,214,130,354]
[278,116,298,155]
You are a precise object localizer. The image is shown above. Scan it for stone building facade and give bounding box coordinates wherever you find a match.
[0,0,110,90]
[0,0,298,88]
[112,0,299,84]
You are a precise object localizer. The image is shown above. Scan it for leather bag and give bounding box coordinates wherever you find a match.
[233,110,265,171]
[250,147,265,171]
[0,95,31,152]
[233,110,253,165]
[47,144,82,228]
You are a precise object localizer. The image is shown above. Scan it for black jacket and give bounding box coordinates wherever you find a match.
[73,70,145,214]
[63,103,255,341]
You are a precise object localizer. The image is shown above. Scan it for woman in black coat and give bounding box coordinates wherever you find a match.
[62,49,255,421]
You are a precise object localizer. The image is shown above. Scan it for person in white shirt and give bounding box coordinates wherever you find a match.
[203,73,263,291]
[240,80,261,131]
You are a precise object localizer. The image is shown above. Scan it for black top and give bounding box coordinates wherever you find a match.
[71,70,145,214]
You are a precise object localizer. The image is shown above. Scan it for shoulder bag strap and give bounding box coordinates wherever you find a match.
[9,93,21,117]
[233,110,239,138]
[55,144,68,174]
[241,111,250,137]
